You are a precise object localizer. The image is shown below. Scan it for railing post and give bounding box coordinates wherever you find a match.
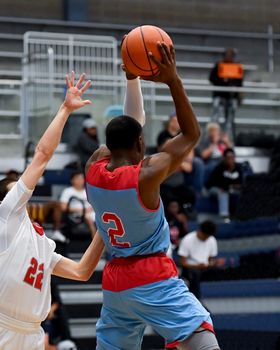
[48,47,54,115]
[267,25,274,73]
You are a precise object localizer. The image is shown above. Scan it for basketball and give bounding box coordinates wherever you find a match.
[121,25,173,77]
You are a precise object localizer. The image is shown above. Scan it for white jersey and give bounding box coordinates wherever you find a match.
[0,179,62,330]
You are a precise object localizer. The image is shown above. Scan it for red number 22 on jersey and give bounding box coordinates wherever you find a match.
[102,212,131,248]
[23,257,44,291]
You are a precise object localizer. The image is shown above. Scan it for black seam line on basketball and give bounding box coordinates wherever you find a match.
[155,27,165,42]
[140,26,155,75]
[125,34,152,72]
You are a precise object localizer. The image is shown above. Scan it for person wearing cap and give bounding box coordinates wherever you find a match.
[76,118,100,168]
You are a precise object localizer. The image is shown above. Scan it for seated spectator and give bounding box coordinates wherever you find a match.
[181,150,205,195]
[27,201,66,243]
[60,171,96,237]
[76,118,99,169]
[42,281,77,350]
[178,220,220,300]
[157,113,204,207]
[165,200,188,264]
[157,112,180,150]
[206,148,244,220]
[198,122,232,183]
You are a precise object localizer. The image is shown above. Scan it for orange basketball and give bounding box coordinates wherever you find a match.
[121,25,173,77]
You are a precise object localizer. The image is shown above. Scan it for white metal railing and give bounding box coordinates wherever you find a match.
[21,31,118,146]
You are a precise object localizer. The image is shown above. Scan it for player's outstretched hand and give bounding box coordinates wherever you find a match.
[143,43,179,86]
[63,71,92,112]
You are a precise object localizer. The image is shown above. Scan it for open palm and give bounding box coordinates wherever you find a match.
[64,71,92,112]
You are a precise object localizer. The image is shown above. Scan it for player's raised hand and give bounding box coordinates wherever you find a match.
[63,71,92,112]
[142,43,179,86]
[121,63,138,80]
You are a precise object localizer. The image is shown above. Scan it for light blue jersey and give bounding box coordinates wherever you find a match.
[86,158,170,258]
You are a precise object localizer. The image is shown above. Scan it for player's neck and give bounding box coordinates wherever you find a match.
[107,152,141,170]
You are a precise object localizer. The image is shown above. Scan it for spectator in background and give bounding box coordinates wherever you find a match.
[206,148,244,220]
[165,200,188,264]
[76,118,99,168]
[181,149,205,195]
[60,171,96,237]
[157,113,205,207]
[157,112,180,149]
[4,168,67,243]
[178,220,219,300]
[198,122,232,183]
[42,281,76,350]
[5,169,20,181]
[209,48,243,139]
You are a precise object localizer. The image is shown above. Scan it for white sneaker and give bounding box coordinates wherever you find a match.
[52,230,68,243]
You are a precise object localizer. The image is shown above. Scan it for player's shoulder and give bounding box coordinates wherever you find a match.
[85,145,111,175]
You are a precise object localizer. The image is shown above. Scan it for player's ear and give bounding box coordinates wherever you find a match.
[136,136,143,153]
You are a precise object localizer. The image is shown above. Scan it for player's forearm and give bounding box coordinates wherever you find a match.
[124,78,146,126]
[75,231,104,281]
[168,78,200,144]
[52,232,104,281]
[36,104,71,160]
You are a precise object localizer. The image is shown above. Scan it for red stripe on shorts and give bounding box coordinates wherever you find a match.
[102,253,178,292]
[165,321,215,348]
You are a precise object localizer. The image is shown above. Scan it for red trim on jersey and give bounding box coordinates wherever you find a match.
[165,321,215,348]
[136,184,160,212]
[32,222,45,236]
[86,158,161,212]
[102,253,178,292]
[86,158,139,190]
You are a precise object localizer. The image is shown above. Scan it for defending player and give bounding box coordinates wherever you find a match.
[0,73,104,350]
[85,43,220,350]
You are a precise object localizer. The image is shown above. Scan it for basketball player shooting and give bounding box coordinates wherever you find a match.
[0,73,104,350]
[85,43,220,350]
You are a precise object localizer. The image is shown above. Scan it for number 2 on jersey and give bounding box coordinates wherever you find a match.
[23,257,44,291]
[102,212,131,248]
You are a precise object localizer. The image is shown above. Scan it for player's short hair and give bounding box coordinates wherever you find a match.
[106,115,142,151]
[199,220,217,237]
[0,177,15,201]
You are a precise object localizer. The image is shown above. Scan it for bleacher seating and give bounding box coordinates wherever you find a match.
[0,13,279,350]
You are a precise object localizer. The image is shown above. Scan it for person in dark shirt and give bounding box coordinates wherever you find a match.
[76,118,99,168]
[157,112,180,150]
[209,48,243,139]
[206,148,243,219]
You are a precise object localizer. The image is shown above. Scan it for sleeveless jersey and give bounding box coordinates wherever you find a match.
[0,179,61,326]
[86,158,170,258]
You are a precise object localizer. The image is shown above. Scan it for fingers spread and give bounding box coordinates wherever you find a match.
[148,51,162,67]
[170,45,176,61]
[82,99,92,105]
[71,71,75,86]
[65,74,71,89]
[159,43,171,64]
[80,80,91,93]
[76,73,85,88]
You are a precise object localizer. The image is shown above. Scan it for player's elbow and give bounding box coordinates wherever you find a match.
[79,272,92,282]
[192,126,201,145]
[76,267,92,281]
[34,146,52,163]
